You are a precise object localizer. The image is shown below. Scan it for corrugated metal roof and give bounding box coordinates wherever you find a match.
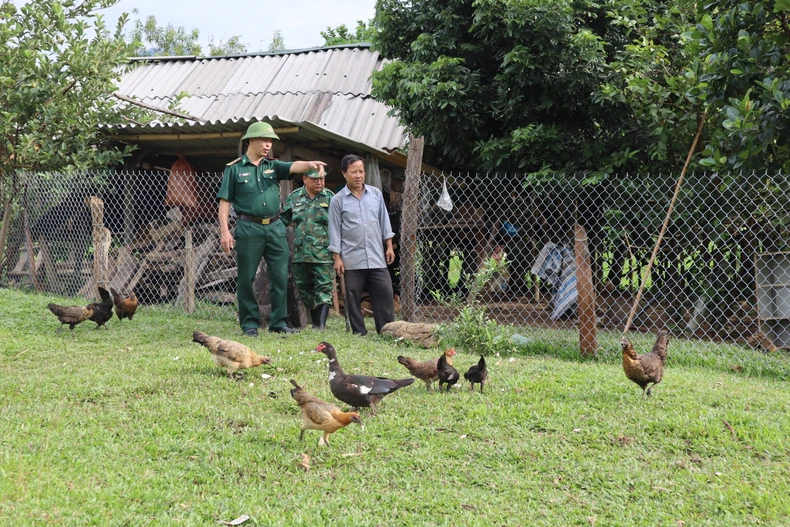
[113,44,406,153]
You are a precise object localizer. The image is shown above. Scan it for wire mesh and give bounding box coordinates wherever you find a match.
[2,168,789,377]
[396,171,790,376]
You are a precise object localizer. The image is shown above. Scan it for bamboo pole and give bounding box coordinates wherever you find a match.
[623,111,707,334]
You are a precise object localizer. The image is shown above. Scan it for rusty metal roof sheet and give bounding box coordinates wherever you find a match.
[114,44,407,152]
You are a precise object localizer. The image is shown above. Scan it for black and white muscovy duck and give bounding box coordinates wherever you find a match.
[314,341,415,414]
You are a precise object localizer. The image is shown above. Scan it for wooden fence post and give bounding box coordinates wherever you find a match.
[184,228,195,313]
[575,224,597,356]
[88,196,111,298]
[400,134,425,322]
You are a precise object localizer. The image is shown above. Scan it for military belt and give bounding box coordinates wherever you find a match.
[238,212,280,225]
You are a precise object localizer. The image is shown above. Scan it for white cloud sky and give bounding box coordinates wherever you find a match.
[12,0,376,52]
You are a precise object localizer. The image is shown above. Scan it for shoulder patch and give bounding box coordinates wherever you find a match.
[226,158,242,166]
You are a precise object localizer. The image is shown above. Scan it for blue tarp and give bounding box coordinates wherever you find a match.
[531,243,577,320]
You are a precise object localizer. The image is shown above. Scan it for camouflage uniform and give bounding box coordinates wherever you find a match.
[282,182,334,325]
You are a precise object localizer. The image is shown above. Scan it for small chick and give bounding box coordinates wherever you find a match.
[192,330,271,377]
[290,379,364,446]
[437,348,460,392]
[463,355,488,393]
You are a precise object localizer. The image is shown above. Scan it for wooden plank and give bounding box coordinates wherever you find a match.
[177,232,219,299]
[10,249,30,275]
[109,246,140,292]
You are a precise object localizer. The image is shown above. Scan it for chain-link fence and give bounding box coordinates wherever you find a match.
[2,168,790,376]
[395,170,790,376]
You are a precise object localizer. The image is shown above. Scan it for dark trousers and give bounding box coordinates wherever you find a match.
[344,268,395,335]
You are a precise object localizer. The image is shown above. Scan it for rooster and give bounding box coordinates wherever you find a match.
[621,329,669,397]
[47,303,94,337]
[314,342,414,415]
[192,330,272,377]
[396,354,439,392]
[88,287,113,330]
[289,379,364,446]
[110,287,138,322]
[464,355,488,393]
[437,348,460,392]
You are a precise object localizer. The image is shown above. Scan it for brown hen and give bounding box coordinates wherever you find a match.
[396,354,439,392]
[47,303,94,337]
[192,330,271,377]
[289,379,363,446]
[111,287,138,322]
[621,330,669,397]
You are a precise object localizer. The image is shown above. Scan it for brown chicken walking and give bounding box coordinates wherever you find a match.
[47,303,94,338]
[111,287,138,322]
[192,330,271,377]
[621,329,669,397]
[290,379,364,446]
[396,354,439,392]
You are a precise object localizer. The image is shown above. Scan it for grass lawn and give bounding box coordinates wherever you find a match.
[1,287,789,526]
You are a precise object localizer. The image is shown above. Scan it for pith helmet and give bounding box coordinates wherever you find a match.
[304,169,323,178]
[241,121,280,140]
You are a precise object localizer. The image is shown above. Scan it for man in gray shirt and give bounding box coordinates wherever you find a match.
[328,154,396,335]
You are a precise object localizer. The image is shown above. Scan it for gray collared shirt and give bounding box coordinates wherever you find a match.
[328,184,394,270]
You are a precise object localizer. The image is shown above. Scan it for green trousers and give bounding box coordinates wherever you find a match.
[292,262,334,310]
[234,219,289,331]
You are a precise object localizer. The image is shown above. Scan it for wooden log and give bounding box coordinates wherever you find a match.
[381,321,437,348]
[184,229,195,313]
[88,196,112,297]
[177,231,219,299]
[110,246,140,292]
[575,224,597,357]
[400,134,425,322]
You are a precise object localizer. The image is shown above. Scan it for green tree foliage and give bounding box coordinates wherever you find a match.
[321,20,375,46]
[372,0,688,173]
[128,9,247,57]
[687,1,790,172]
[0,0,147,183]
[268,29,285,52]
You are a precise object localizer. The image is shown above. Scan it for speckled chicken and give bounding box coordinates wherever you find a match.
[621,330,669,397]
[192,330,272,377]
[396,354,439,392]
[47,303,94,337]
[110,287,138,322]
[464,355,488,393]
[314,341,414,415]
[88,287,113,329]
[437,348,460,392]
[289,379,363,446]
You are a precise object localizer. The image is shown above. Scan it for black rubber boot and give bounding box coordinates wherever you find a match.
[310,307,321,329]
[315,304,331,329]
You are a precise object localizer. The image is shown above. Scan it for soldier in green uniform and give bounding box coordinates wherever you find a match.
[217,121,326,337]
[282,169,334,329]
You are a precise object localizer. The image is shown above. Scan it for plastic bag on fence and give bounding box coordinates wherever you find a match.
[437,176,453,212]
[165,155,213,224]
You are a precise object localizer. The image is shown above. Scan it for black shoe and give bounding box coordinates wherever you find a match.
[269,326,299,334]
[244,328,259,338]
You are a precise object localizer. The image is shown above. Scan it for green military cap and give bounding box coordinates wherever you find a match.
[304,169,324,178]
[241,121,280,140]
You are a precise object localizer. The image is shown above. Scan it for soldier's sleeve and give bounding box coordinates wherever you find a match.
[216,164,235,202]
[273,160,295,181]
[281,192,295,226]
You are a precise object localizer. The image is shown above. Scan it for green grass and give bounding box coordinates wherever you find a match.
[1,287,790,526]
